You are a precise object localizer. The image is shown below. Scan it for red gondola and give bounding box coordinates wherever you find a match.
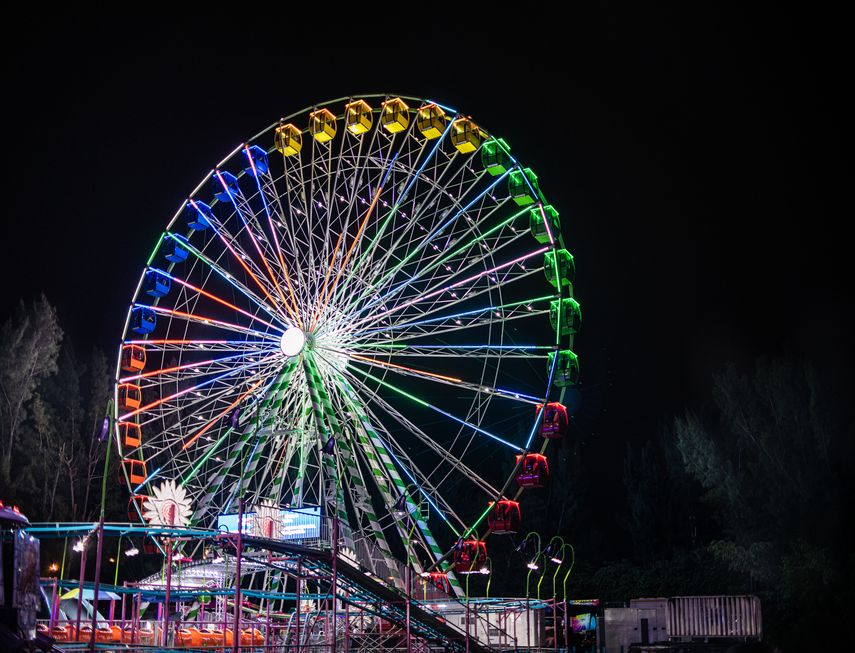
[120,345,146,373]
[453,540,487,574]
[421,571,451,593]
[516,453,549,488]
[538,402,568,439]
[487,500,521,534]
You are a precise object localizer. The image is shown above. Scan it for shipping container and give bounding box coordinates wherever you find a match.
[666,595,762,640]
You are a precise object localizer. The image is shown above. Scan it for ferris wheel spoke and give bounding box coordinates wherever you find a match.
[352,202,525,322]
[147,267,285,333]
[132,353,279,392]
[330,120,455,308]
[347,167,505,315]
[215,167,303,325]
[118,350,272,384]
[349,245,549,332]
[346,293,555,344]
[132,359,281,434]
[119,353,280,421]
[123,339,274,353]
[321,352,522,453]
[328,364,503,500]
[320,348,543,407]
[255,170,312,318]
[342,343,552,358]
[311,145,401,331]
[193,199,292,323]
[136,303,281,340]
[165,232,290,329]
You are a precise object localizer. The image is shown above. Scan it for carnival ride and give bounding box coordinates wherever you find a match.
[24,95,581,651]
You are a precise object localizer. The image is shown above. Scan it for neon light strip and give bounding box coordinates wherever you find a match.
[352,246,549,329]
[347,344,553,350]
[313,153,397,330]
[353,295,556,337]
[347,353,462,383]
[124,339,269,346]
[329,370,457,534]
[342,170,510,317]
[182,379,264,450]
[149,267,284,333]
[537,203,555,246]
[366,205,528,316]
[180,375,279,486]
[133,466,162,494]
[118,351,254,383]
[135,304,278,340]
[213,171,298,323]
[346,365,523,452]
[165,233,287,327]
[118,354,276,420]
[309,230,345,330]
[246,145,304,328]
[188,199,288,323]
[334,347,543,404]
[344,119,455,288]
[524,353,558,450]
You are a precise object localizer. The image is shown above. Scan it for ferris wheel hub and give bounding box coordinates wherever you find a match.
[279,326,306,357]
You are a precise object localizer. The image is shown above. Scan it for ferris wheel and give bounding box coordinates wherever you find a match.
[113,95,580,598]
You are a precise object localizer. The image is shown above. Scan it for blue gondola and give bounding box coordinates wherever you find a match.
[144,270,171,298]
[184,201,213,230]
[243,145,269,175]
[131,307,156,334]
[164,239,189,263]
[212,170,240,201]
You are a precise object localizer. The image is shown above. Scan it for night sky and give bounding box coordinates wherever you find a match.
[2,10,849,523]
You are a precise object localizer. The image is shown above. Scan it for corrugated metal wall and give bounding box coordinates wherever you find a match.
[666,595,761,638]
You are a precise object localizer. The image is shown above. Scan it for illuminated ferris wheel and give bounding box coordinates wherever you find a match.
[112,95,580,597]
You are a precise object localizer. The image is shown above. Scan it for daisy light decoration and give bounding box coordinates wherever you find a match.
[143,480,192,527]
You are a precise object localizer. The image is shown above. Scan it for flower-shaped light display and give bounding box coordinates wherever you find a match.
[143,480,192,527]
[252,500,281,539]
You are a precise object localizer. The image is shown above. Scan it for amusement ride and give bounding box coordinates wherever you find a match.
[15,95,583,651]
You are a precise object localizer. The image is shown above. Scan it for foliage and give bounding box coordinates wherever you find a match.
[0,294,63,487]
[0,296,116,522]
[613,358,854,648]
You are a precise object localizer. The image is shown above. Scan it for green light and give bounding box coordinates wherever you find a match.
[146,232,166,267]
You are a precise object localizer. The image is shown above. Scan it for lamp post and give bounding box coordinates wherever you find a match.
[517,532,542,650]
[89,402,114,653]
[391,484,421,653]
[544,536,568,652]
[561,544,575,652]
[74,535,89,643]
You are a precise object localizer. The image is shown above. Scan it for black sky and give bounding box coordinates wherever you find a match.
[2,9,849,504]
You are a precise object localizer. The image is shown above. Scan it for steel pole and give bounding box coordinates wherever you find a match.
[89,521,104,652]
[232,499,244,653]
[406,564,412,653]
[331,515,338,653]
[296,558,302,653]
[74,545,86,642]
[163,539,173,647]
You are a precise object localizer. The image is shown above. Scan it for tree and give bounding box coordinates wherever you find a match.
[0,295,63,489]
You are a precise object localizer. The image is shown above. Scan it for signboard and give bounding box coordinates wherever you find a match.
[217,506,321,541]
